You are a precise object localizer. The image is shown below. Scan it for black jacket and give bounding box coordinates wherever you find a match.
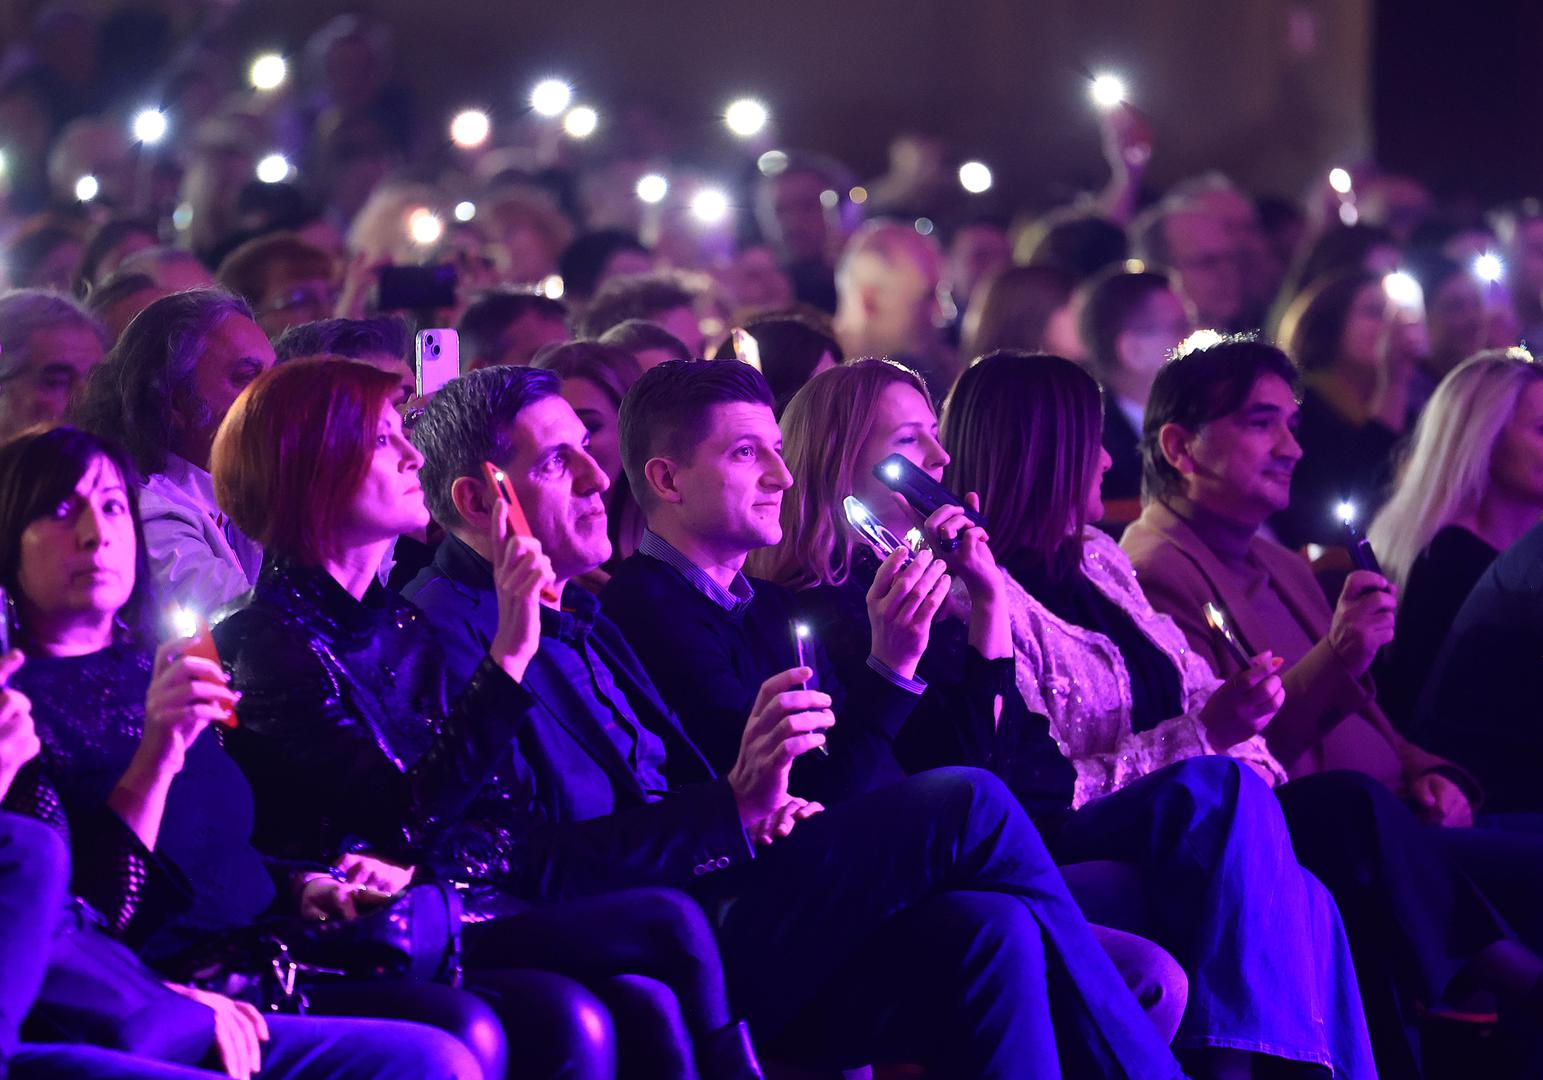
[402,537,751,902]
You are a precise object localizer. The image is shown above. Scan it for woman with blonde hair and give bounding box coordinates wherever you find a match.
[1368,348,1543,729]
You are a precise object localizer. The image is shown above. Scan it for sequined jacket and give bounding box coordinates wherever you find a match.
[1004,528,1288,808]
[215,560,533,878]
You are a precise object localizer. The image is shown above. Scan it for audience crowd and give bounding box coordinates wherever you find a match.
[5,5,1543,1078]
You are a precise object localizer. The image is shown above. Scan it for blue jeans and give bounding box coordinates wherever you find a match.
[0,813,69,1072]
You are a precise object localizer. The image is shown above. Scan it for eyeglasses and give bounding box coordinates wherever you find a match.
[260,284,339,317]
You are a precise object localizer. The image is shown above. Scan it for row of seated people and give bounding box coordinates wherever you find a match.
[5,286,1543,1076]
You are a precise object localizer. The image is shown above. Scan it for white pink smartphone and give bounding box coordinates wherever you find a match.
[415,328,460,397]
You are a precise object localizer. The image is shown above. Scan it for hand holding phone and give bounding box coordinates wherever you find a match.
[483,462,560,604]
[168,606,236,728]
[873,454,987,535]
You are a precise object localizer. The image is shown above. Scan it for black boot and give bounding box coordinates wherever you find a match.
[698,1020,764,1080]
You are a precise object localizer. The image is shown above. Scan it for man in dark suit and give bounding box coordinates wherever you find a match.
[403,365,1183,1076]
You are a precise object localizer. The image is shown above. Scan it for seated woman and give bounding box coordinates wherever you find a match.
[208,358,762,1078]
[753,358,1370,1078]
[71,290,276,613]
[1368,348,1543,730]
[0,425,532,1080]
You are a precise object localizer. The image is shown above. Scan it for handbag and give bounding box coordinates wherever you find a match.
[23,900,215,1065]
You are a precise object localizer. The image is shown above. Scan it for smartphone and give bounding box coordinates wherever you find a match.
[790,621,828,756]
[169,606,236,728]
[1202,602,1253,669]
[873,454,987,530]
[482,461,560,603]
[379,264,458,312]
[1334,501,1385,576]
[416,329,460,397]
[843,496,913,566]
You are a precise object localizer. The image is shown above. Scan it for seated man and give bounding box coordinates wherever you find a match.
[0,290,108,441]
[598,359,932,803]
[274,316,415,407]
[401,365,1185,1076]
[456,289,571,370]
[216,232,339,339]
[1418,518,1543,814]
[576,272,705,356]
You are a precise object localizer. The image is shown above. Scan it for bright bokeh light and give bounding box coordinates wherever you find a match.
[449,110,491,149]
[1328,167,1353,195]
[1090,73,1127,110]
[539,274,565,299]
[691,188,730,225]
[255,154,290,183]
[1382,270,1423,308]
[635,173,669,204]
[1474,251,1505,284]
[0,150,7,178]
[454,200,476,222]
[562,106,599,139]
[1175,328,1226,357]
[250,53,287,91]
[169,606,199,639]
[530,79,573,118]
[958,161,993,194]
[407,207,443,246]
[756,150,789,176]
[74,174,99,201]
[724,98,769,138]
[1335,500,1357,527]
[132,108,167,144]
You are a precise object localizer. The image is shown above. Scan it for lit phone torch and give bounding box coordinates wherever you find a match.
[169,606,236,728]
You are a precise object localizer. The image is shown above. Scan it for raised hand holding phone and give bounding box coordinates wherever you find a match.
[728,667,833,834]
[485,472,557,684]
[866,543,950,680]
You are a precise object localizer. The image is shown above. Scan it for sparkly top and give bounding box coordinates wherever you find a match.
[1004,528,1288,808]
[15,643,277,961]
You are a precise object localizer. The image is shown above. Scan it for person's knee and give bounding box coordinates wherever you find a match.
[0,814,68,910]
[617,886,716,958]
[921,765,1046,851]
[469,971,616,1077]
[381,1023,485,1080]
[1091,925,1188,1046]
[425,990,507,1080]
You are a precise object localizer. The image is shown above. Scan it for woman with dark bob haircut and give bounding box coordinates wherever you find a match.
[211,358,765,1077]
[0,425,488,1080]
[942,351,1376,1078]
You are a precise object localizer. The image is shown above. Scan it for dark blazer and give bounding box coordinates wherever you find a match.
[1101,402,1143,506]
[1415,519,1543,812]
[598,551,915,804]
[402,536,750,901]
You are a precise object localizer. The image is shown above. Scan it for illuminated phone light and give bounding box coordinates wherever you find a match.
[132,108,168,145]
[453,200,476,222]
[169,605,199,639]
[1382,270,1422,308]
[250,53,287,91]
[255,153,291,184]
[849,185,868,204]
[903,527,925,550]
[1338,202,1359,226]
[449,109,491,149]
[407,207,443,247]
[794,622,811,640]
[74,174,99,202]
[958,160,992,194]
[529,79,573,118]
[1328,167,1353,195]
[883,462,902,481]
[724,98,769,138]
[538,274,564,299]
[562,106,599,139]
[635,173,669,204]
[1474,251,1505,284]
[690,188,729,225]
[1090,73,1128,111]
[1335,500,1357,527]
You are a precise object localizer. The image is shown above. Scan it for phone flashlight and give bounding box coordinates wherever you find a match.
[1335,500,1384,575]
[843,495,913,566]
[791,621,828,756]
[483,462,561,603]
[168,605,236,728]
[1202,602,1253,669]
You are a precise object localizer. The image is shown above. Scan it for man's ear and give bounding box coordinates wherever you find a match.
[450,474,496,531]
[1157,422,1198,476]
[642,456,684,505]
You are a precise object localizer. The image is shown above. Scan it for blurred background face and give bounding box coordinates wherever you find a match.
[1338,282,1394,370]
[945,224,1011,312]
[18,454,137,623]
[1116,289,1190,382]
[1427,275,1485,366]
[0,325,105,439]
[766,171,831,264]
[1490,380,1543,508]
[1165,210,1242,329]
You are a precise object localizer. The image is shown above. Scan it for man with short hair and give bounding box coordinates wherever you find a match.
[0,289,108,440]
[216,232,339,339]
[832,221,954,397]
[600,359,933,799]
[401,364,1184,1077]
[274,316,414,405]
[455,289,571,370]
[596,319,691,371]
[576,272,703,356]
[1132,199,1245,333]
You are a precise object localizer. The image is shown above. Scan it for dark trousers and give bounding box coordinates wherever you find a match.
[1277,770,1510,1079]
[463,888,729,1078]
[701,767,1184,1079]
[0,812,68,1068]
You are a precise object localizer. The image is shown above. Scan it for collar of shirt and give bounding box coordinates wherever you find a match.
[637,530,756,613]
[537,582,600,647]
